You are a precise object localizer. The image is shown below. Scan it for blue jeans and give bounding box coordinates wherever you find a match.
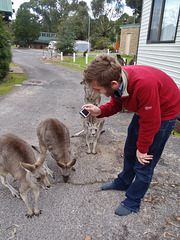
[114,114,177,212]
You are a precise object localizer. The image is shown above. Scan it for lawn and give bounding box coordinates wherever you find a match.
[0,66,27,95]
[61,54,134,67]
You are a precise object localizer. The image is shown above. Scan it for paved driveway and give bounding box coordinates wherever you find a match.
[0,49,180,240]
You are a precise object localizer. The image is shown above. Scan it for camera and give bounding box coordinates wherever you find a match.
[79,108,90,118]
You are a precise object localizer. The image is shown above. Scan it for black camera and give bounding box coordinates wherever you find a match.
[79,108,90,118]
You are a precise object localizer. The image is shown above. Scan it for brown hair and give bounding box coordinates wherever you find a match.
[83,54,122,88]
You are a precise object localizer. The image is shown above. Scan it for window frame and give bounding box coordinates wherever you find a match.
[147,0,180,44]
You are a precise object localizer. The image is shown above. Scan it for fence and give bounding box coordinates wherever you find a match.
[43,49,122,66]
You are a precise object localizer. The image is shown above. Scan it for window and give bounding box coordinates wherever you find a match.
[147,0,180,43]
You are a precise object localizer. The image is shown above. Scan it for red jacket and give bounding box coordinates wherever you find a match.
[99,65,180,153]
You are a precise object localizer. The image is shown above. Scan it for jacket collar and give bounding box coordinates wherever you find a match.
[113,70,129,99]
[121,70,129,97]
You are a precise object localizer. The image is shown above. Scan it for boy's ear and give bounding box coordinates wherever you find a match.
[110,81,118,89]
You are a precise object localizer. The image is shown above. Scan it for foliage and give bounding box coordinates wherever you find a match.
[0,16,12,81]
[90,0,123,43]
[94,37,111,49]
[108,45,115,51]
[12,0,142,52]
[13,4,41,47]
[126,0,143,22]
[91,0,123,19]
[69,1,89,40]
[28,0,77,32]
[56,20,76,55]
[90,16,115,48]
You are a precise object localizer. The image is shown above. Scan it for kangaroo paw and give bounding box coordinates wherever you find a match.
[34,209,42,216]
[26,211,34,218]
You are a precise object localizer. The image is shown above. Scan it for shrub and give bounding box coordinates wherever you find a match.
[108,45,115,51]
[94,37,111,50]
[0,16,12,81]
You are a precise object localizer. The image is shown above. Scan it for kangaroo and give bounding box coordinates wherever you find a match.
[83,83,101,106]
[34,118,76,182]
[83,116,105,154]
[0,133,51,218]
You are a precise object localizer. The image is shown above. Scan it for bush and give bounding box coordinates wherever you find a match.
[0,16,12,81]
[108,45,115,51]
[94,37,111,50]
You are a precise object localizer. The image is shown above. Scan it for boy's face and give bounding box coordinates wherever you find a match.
[89,80,119,97]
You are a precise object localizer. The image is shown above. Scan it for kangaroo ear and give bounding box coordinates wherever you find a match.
[86,122,91,127]
[57,161,66,169]
[95,122,101,127]
[35,154,46,167]
[20,162,35,172]
[67,158,76,168]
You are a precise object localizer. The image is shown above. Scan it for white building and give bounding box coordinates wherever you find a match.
[137,0,180,88]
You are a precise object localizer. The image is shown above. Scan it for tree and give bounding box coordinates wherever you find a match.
[56,19,76,55]
[126,0,143,22]
[0,16,12,81]
[90,0,123,43]
[56,1,90,54]
[28,0,78,32]
[91,0,123,19]
[13,4,41,47]
[70,1,89,40]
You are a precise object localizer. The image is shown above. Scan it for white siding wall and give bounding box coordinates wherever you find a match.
[137,0,180,88]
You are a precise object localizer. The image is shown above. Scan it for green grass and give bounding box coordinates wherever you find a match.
[61,54,133,68]
[0,73,27,95]
[62,55,96,66]
[172,129,180,137]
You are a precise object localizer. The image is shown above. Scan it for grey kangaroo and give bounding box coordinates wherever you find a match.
[72,115,105,154]
[0,133,51,218]
[33,118,76,182]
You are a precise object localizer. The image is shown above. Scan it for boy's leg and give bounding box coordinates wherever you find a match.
[118,117,177,214]
[102,114,139,190]
[114,114,140,190]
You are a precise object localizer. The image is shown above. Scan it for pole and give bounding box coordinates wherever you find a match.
[88,15,90,53]
[61,52,63,61]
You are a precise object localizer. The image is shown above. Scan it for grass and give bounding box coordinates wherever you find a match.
[172,129,180,137]
[61,54,133,67]
[0,72,27,95]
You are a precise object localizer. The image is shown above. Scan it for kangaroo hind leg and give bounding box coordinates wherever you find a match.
[0,175,20,198]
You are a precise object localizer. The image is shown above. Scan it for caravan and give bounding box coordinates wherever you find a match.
[47,41,57,50]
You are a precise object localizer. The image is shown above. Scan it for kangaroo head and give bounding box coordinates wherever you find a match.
[86,122,101,137]
[57,158,76,182]
[20,155,51,189]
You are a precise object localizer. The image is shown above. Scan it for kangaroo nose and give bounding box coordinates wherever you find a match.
[63,176,69,182]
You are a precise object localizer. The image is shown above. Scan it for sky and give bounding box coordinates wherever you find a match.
[12,0,133,19]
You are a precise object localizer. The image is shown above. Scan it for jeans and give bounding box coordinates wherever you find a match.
[114,114,177,212]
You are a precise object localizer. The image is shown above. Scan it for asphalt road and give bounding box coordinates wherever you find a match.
[0,49,180,240]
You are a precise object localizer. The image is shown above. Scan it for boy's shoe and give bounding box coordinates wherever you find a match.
[115,203,132,216]
[101,181,117,190]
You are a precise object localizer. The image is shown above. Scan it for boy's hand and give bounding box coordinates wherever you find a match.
[136,149,153,165]
[81,104,101,117]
